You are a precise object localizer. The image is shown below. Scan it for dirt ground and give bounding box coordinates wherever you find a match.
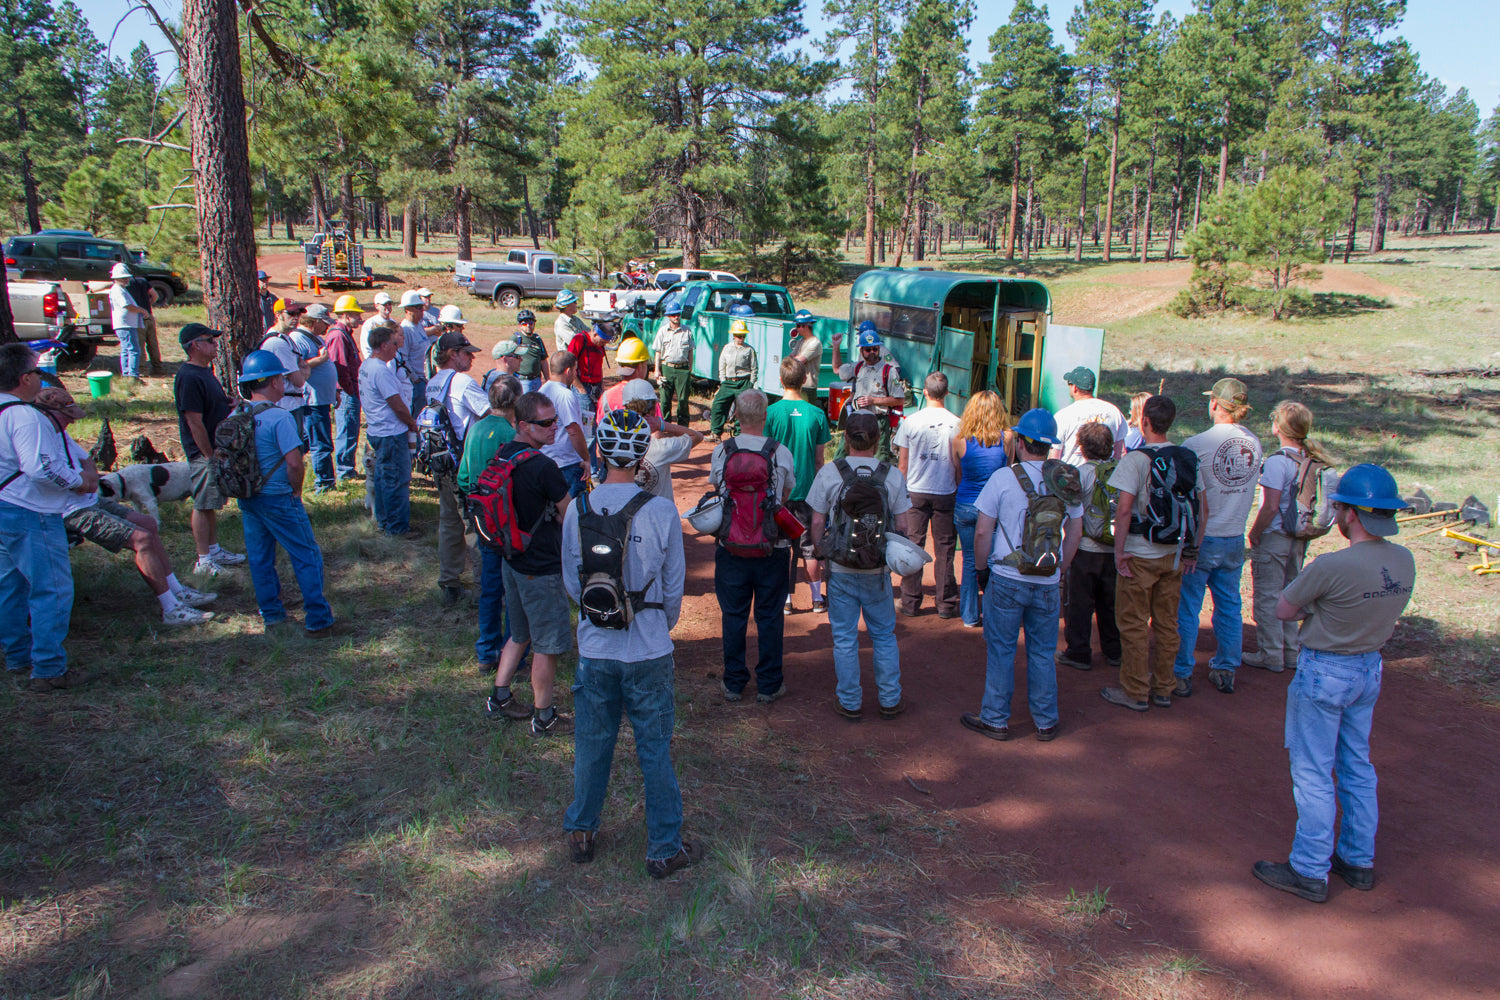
[658,429,1500,1000]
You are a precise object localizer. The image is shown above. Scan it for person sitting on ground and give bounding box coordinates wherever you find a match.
[561,408,698,879]
[36,386,215,626]
[624,379,703,502]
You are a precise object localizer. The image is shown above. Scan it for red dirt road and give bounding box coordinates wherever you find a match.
[664,436,1500,1000]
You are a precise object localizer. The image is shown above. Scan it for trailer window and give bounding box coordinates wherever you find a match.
[852,300,937,344]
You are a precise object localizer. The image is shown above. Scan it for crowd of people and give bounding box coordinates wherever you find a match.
[0,283,1417,898]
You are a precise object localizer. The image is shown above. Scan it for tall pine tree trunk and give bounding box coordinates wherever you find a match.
[310,174,328,230]
[17,107,42,233]
[455,184,472,261]
[1006,136,1021,261]
[892,83,926,269]
[182,0,261,375]
[1140,134,1156,264]
[1343,186,1360,263]
[0,266,16,343]
[1216,96,1231,197]
[1075,154,1089,263]
[403,200,417,258]
[1023,166,1035,262]
[1103,96,1121,263]
[521,176,541,250]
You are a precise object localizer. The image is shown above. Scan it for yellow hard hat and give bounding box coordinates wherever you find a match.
[334,294,362,315]
[730,318,749,337]
[615,337,650,365]
[272,298,287,313]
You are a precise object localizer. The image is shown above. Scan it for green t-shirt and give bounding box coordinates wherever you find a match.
[457,413,517,493]
[764,397,831,502]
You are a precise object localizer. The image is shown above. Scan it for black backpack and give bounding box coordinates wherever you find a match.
[1128,445,1199,546]
[816,458,893,570]
[577,489,663,629]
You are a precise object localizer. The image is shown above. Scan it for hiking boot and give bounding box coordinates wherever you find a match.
[175,586,217,608]
[899,606,920,618]
[27,670,100,692]
[836,702,862,723]
[647,840,703,880]
[1035,723,1060,742]
[721,680,744,703]
[440,585,470,608]
[1209,668,1235,694]
[1150,694,1172,708]
[811,599,827,614]
[162,604,214,626]
[878,700,904,720]
[307,621,353,638]
[756,684,787,705]
[210,547,246,566]
[1100,687,1149,712]
[1242,656,1284,674]
[1105,656,1122,668]
[1173,676,1193,698]
[960,712,1010,741]
[1252,860,1328,903]
[485,693,532,721]
[569,830,597,865]
[1330,854,1375,891]
[1055,651,1093,671]
[530,710,574,737]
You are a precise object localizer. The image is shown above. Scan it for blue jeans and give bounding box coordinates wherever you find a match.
[408,377,428,417]
[980,576,1061,729]
[828,571,901,710]
[300,404,335,490]
[565,653,684,862]
[559,461,588,498]
[522,377,544,394]
[714,546,789,696]
[1175,535,1246,677]
[475,544,511,664]
[334,393,361,480]
[117,325,141,377]
[368,433,412,534]
[0,500,73,679]
[1285,648,1382,880]
[237,492,334,631]
[955,502,981,626]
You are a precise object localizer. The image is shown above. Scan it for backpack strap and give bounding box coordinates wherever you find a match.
[239,401,288,483]
[834,456,855,486]
[600,488,664,613]
[995,463,1039,558]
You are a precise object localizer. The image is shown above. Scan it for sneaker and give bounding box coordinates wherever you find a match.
[1209,668,1236,694]
[485,694,533,721]
[1055,651,1093,671]
[440,585,470,608]
[1330,854,1375,891]
[756,684,787,705]
[960,712,1009,740]
[1100,687,1149,712]
[721,680,744,703]
[1105,656,1121,668]
[836,702,862,723]
[1252,860,1328,903]
[1173,676,1193,698]
[878,700,904,720]
[210,547,247,566]
[962,620,982,629]
[783,599,794,616]
[162,604,214,626]
[1035,723,1060,742]
[193,558,228,578]
[647,840,703,880]
[307,621,353,638]
[811,599,827,614]
[530,710,574,736]
[27,669,100,693]
[1242,656,1284,674]
[174,586,217,608]
[569,830,597,865]
[1150,694,1172,708]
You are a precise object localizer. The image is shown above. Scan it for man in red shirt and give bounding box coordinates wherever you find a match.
[567,319,613,417]
[327,296,365,482]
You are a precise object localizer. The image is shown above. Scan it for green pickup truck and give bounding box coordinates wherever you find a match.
[4,232,189,306]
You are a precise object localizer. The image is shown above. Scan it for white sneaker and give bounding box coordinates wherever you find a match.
[163,604,214,626]
[210,548,247,566]
[193,558,227,577]
[175,586,217,608]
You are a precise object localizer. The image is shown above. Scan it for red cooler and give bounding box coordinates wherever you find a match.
[827,381,851,422]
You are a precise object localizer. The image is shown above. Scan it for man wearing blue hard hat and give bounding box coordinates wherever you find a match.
[654,299,694,427]
[232,350,337,636]
[1253,463,1414,904]
[833,320,904,462]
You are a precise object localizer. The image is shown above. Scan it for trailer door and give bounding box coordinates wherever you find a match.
[1038,324,1106,413]
[935,325,973,416]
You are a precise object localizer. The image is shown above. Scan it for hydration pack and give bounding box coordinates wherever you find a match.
[1128,445,1199,546]
[817,458,893,570]
[577,490,662,629]
[717,438,780,557]
[1278,448,1334,540]
[997,460,1080,576]
[469,447,552,557]
[1082,458,1119,545]
[415,371,462,482]
[213,402,284,499]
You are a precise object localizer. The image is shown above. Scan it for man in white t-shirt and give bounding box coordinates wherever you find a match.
[893,372,962,618]
[538,349,590,497]
[359,323,420,538]
[1051,366,1128,466]
[358,291,396,359]
[1174,377,1262,696]
[426,330,491,606]
[107,263,147,379]
[622,379,703,501]
[960,409,1081,742]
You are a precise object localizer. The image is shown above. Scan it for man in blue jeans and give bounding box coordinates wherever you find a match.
[1253,464,1413,903]
[1174,377,1262,695]
[960,409,1081,742]
[293,304,339,493]
[358,323,420,537]
[233,350,338,635]
[561,409,698,879]
[0,342,96,691]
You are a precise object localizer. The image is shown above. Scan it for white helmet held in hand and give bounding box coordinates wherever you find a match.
[884,532,933,577]
[685,490,724,534]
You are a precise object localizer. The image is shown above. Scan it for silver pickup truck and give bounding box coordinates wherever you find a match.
[454,249,597,309]
[7,280,114,363]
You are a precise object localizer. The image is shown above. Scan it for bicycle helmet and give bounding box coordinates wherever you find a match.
[516,309,536,325]
[596,408,652,467]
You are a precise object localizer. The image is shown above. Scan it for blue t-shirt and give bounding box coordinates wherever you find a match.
[251,404,305,495]
[956,438,1008,506]
[292,330,338,406]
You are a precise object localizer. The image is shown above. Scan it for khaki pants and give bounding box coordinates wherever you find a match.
[437,478,470,588]
[1115,551,1183,701]
[141,315,162,369]
[1250,530,1306,667]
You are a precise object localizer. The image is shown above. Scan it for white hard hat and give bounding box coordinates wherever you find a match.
[622,379,657,404]
[110,262,131,279]
[373,291,394,305]
[416,287,433,297]
[684,491,724,534]
[884,533,933,577]
[399,289,423,308]
[438,304,465,325]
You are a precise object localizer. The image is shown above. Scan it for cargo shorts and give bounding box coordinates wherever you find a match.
[190,456,226,511]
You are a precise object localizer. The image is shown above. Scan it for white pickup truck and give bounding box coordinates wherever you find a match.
[6,280,112,363]
[454,249,597,309]
[581,268,741,315]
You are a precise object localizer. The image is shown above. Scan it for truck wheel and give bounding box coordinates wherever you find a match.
[149,280,175,307]
[61,340,98,366]
[494,288,521,309]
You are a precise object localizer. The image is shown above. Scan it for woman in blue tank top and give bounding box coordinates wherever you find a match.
[949,390,1013,628]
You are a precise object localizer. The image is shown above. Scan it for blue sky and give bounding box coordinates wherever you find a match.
[78,0,1498,119]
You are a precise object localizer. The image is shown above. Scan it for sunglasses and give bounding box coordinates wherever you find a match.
[526,416,558,428]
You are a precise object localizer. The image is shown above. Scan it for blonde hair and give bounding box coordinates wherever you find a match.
[957,390,1010,448]
[1128,391,1151,428]
[1270,400,1332,464]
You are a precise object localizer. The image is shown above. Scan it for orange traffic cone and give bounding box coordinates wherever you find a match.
[297,272,305,291]
[313,276,321,296]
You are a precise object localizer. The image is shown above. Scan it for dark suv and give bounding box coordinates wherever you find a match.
[4,233,190,306]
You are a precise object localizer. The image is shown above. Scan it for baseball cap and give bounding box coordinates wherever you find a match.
[33,386,85,421]
[373,291,394,305]
[305,303,332,321]
[491,340,520,360]
[178,321,221,348]
[622,379,657,404]
[1204,377,1250,408]
[256,269,269,281]
[437,330,478,353]
[1063,366,1096,392]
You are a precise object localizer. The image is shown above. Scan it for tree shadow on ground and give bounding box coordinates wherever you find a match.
[1283,291,1393,319]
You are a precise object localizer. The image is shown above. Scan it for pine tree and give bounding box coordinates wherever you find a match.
[0,0,85,231]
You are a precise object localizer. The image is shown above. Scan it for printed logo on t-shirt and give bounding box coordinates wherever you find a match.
[1212,438,1259,488]
[635,459,661,493]
[1363,566,1413,600]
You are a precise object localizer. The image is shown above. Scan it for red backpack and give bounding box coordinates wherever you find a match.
[717,438,779,557]
[469,447,553,557]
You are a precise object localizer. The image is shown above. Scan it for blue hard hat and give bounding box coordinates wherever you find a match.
[238,349,294,384]
[1014,408,1060,446]
[664,301,682,316]
[856,329,882,349]
[857,319,879,334]
[1329,464,1404,510]
[556,289,578,307]
[793,309,815,325]
[728,301,753,318]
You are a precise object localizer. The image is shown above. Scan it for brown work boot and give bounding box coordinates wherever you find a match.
[27,670,100,693]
